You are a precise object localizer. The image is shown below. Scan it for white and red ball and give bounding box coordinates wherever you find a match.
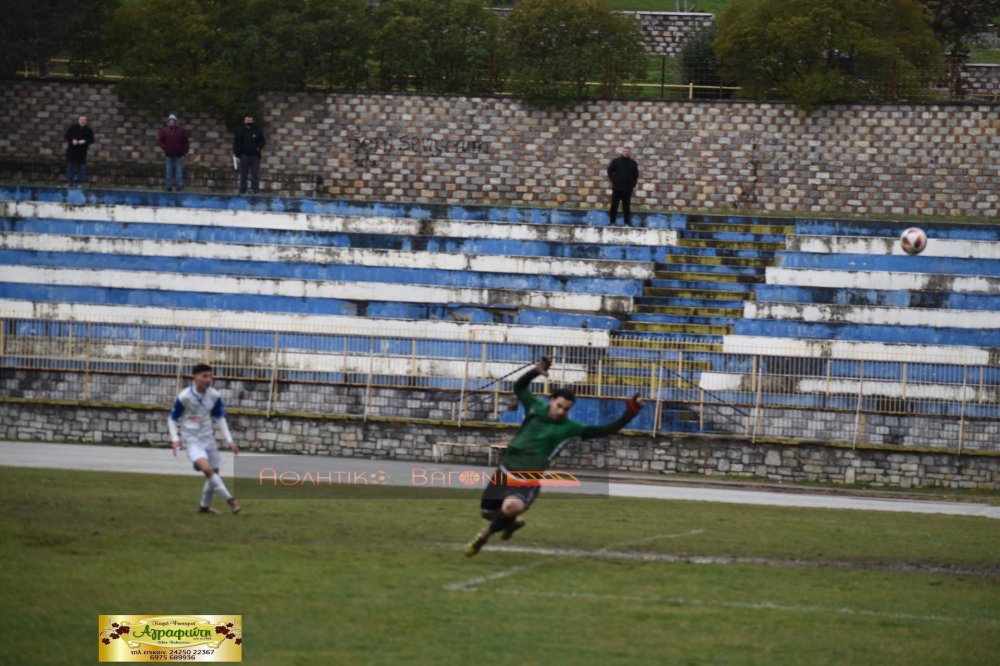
[899,227,927,255]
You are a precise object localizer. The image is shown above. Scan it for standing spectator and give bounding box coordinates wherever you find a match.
[65,115,95,187]
[157,114,190,192]
[232,114,265,195]
[606,147,639,227]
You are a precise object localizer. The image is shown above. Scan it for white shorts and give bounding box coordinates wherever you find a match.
[185,443,221,471]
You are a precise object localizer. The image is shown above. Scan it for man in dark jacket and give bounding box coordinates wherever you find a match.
[65,115,95,187]
[157,114,190,192]
[606,148,639,227]
[232,115,266,194]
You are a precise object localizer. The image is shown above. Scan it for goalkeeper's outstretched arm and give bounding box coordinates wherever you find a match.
[580,392,646,440]
[513,356,552,407]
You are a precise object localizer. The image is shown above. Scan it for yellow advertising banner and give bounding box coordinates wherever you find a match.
[98,615,242,662]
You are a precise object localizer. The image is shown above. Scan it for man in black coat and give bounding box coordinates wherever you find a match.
[606,148,639,227]
[65,115,95,187]
[232,114,266,194]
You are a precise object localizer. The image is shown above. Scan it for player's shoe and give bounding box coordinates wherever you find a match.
[501,518,525,541]
[464,532,489,557]
[228,498,242,514]
[198,506,220,515]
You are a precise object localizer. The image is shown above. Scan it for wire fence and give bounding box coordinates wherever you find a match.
[2,316,997,453]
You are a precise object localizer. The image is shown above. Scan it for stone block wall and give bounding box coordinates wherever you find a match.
[2,80,997,217]
[2,369,991,453]
[965,64,1000,95]
[633,12,714,56]
[1,401,996,489]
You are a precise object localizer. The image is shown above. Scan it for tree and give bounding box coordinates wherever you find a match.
[921,0,1000,96]
[108,0,373,127]
[715,0,944,109]
[922,0,1000,54]
[679,25,724,96]
[374,0,500,93]
[0,0,120,79]
[501,0,647,107]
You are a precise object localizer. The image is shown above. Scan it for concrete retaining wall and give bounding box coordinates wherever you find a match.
[2,81,998,217]
[1,401,996,489]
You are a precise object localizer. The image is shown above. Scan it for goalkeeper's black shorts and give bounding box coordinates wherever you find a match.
[479,466,542,516]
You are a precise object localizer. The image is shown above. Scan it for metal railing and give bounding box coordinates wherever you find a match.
[1,316,997,453]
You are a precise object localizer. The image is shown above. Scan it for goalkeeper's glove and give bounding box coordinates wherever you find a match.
[625,392,645,416]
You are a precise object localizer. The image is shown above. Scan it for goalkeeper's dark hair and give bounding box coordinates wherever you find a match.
[191,363,213,375]
[550,387,576,403]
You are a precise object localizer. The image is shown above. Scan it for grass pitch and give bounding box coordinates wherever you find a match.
[1,466,998,665]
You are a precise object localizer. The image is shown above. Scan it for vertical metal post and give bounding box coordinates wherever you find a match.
[134,327,143,369]
[266,332,280,418]
[363,335,375,422]
[175,328,187,392]
[901,362,907,403]
[596,358,603,398]
[852,359,865,449]
[653,351,665,433]
[83,322,92,401]
[958,365,968,455]
[751,355,764,443]
[660,55,666,99]
[699,388,705,432]
[457,338,470,428]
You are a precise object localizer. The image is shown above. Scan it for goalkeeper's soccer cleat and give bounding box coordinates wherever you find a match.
[501,518,525,541]
[228,498,242,514]
[464,533,489,557]
[198,506,220,515]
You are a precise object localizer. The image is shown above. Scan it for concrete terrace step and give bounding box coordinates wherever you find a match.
[611,334,724,352]
[623,321,734,335]
[634,304,742,317]
[643,287,755,301]
[647,281,758,294]
[634,296,746,310]
[600,358,714,371]
[651,271,765,284]
[732,318,1000,348]
[677,238,786,251]
[0,216,672,264]
[794,218,1000,241]
[662,246,779,260]
[660,254,773,268]
[1,266,635,315]
[630,313,741,327]
[753,284,1000,311]
[1,200,677,248]
[654,264,766,277]
[0,232,657,281]
[0,249,644,297]
[775,251,1000,277]
[679,230,790,244]
[687,222,796,235]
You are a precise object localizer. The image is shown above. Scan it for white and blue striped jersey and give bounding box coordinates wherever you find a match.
[167,385,234,449]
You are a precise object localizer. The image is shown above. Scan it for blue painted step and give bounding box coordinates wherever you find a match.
[734,318,1000,348]
[753,285,1000,311]
[0,249,644,297]
[775,252,1000,277]
[0,217,669,263]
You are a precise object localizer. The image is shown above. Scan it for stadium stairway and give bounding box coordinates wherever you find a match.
[602,217,794,431]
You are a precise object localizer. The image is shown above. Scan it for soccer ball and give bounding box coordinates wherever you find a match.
[899,227,927,255]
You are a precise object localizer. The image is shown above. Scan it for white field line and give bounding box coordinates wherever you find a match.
[493,588,999,626]
[443,530,706,592]
[444,560,549,592]
[441,543,997,578]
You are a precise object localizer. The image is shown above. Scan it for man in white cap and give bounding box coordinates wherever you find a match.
[157,113,190,192]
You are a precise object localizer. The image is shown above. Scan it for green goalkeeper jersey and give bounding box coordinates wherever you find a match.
[505,369,635,472]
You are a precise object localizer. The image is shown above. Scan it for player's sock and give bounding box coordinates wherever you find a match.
[200,479,215,509]
[488,512,516,535]
[501,518,526,541]
[209,473,233,501]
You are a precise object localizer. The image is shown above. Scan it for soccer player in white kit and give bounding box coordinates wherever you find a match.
[168,363,241,514]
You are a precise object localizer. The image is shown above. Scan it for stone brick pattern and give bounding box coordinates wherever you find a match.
[3,369,993,454]
[632,12,715,56]
[493,10,715,56]
[2,402,996,489]
[705,406,997,453]
[964,64,1000,95]
[1,80,998,217]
